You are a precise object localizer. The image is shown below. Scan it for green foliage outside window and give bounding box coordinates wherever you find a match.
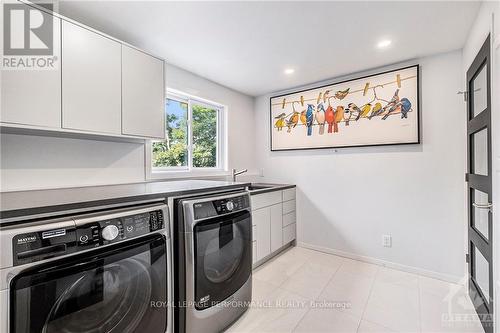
[152,99,218,169]
[193,105,217,167]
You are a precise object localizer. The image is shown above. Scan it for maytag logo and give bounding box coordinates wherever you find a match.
[17,235,37,244]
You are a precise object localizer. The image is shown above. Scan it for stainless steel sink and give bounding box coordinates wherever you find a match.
[245,183,278,192]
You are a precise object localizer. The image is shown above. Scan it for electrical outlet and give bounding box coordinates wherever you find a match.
[382,235,392,248]
[259,168,264,177]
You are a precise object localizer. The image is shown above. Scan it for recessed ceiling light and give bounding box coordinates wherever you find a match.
[284,68,295,75]
[377,39,392,49]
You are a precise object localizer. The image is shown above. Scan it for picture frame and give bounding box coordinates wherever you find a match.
[270,65,420,151]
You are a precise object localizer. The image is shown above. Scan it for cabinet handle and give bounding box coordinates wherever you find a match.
[472,202,493,212]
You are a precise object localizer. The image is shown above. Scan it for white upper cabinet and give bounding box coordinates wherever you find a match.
[61,21,122,134]
[1,7,165,140]
[1,9,61,128]
[122,46,165,139]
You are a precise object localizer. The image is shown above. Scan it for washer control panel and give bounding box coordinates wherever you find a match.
[76,209,165,247]
[12,205,167,266]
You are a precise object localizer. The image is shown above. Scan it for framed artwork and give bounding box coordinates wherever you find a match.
[270,65,420,151]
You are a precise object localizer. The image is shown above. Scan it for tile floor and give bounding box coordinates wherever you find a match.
[226,246,485,333]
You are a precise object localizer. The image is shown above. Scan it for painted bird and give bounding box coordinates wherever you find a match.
[334,88,350,100]
[369,102,382,119]
[316,104,326,135]
[343,107,352,126]
[306,104,315,136]
[286,112,299,132]
[381,90,401,120]
[382,103,401,120]
[360,104,372,118]
[274,113,287,131]
[388,89,400,106]
[400,98,412,119]
[348,103,363,121]
[334,106,344,132]
[300,110,307,126]
[325,105,335,133]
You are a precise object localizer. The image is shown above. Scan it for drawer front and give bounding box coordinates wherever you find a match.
[251,191,282,210]
[282,200,296,215]
[283,223,296,244]
[282,211,296,227]
[282,188,296,202]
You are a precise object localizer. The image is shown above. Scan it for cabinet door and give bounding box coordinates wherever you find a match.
[252,208,270,262]
[1,10,61,128]
[122,46,165,138]
[61,21,121,134]
[270,203,283,252]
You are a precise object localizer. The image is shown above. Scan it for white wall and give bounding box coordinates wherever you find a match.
[461,1,500,329]
[165,64,256,174]
[0,64,256,192]
[0,134,146,190]
[254,51,466,281]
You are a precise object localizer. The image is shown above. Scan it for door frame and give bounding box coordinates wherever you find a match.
[466,34,493,333]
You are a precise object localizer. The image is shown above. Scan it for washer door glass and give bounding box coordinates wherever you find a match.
[10,235,167,333]
[194,211,252,309]
[203,221,244,283]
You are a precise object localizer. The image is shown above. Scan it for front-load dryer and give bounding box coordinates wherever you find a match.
[175,191,252,333]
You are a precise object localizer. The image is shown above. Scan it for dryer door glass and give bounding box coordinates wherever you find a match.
[194,210,252,310]
[10,235,167,333]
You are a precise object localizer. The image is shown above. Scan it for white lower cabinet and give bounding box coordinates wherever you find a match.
[252,242,257,264]
[283,211,296,227]
[251,188,296,266]
[283,223,297,244]
[252,207,271,262]
[270,203,283,252]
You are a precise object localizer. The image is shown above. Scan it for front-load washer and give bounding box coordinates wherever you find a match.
[0,202,172,333]
[175,191,252,333]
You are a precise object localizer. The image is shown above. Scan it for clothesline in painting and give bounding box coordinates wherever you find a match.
[273,85,415,135]
[271,74,417,108]
[273,107,414,129]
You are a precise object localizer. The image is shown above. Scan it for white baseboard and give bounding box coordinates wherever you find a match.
[297,241,464,285]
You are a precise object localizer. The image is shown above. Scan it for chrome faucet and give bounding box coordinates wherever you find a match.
[231,168,248,182]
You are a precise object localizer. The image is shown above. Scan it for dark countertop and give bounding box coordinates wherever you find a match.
[247,183,296,196]
[0,180,250,223]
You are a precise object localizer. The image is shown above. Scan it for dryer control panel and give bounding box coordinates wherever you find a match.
[193,194,250,220]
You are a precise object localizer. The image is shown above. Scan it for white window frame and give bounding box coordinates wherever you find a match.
[146,89,228,179]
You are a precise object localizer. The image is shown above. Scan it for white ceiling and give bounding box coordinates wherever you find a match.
[58,1,480,96]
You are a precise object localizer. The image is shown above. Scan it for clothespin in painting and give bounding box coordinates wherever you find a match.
[396,74,401,88]
[363,83,370,96]
[316,92,322,104]
[300,96,304,107]
[327,96,335,107]
[282,98,286,109]
[323,90,330,103]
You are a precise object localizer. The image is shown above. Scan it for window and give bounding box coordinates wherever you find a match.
[151,92,225,173]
